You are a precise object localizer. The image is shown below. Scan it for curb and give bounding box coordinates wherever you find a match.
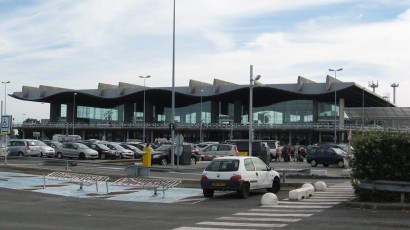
[343,201,410,211]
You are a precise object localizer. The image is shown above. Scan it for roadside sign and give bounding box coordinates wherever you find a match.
[1,115,12,134]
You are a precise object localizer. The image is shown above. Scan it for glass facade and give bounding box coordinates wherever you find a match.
[62,99,339,125]
[244,100,315,125]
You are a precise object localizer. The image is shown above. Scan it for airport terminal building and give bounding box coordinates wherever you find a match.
[11,75,403,145]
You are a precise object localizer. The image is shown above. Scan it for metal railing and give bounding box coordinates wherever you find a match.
[13,121,396,132]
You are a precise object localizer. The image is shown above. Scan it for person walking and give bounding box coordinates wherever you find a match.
[294,143,300,162]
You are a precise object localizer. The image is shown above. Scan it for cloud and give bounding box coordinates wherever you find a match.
[1,0,410,123]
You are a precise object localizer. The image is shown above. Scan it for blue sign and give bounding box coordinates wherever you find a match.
[1,115,12,133]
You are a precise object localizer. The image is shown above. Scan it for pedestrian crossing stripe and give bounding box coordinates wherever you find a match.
[234,213,314,217]
[197,221,287,228]
[278,201,341,205]
[216,216,301,222]
[251,208,324,213]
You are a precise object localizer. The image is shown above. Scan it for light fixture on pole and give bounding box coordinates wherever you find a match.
[391,83,399,105]
[2,81,10,115]
[249,65,264,156]
[362,87,365,130]
[200,89,204,143]
[139,75,151,143]
[73,92,77,135]
[329,68,343,144]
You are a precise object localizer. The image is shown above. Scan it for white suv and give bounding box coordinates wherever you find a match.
[200,156,281,198]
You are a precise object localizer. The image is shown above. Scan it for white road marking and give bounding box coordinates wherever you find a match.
[234,213,314,217]
[197,221,287,228]
[278,201,340,205]
[253,208,324,213]
[217,216,301,222]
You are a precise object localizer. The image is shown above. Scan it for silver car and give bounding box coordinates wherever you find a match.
[55,142,99,160]
[7,139,42,157]
[38,141,56,157]
[200,144,239,161]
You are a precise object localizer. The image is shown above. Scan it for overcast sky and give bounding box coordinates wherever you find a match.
[1,0,410,123]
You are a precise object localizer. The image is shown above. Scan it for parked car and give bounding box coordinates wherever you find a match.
[151,144,199,165]
[43,140,62,150]
[37,140,56,158]
[200,156,281,198]
[55,142,99,160]
[7,139,42,157]
[227,139,271,164]
[306,146,348,168]
[85,143,119,160]
[120,143,144,159]
[200,144,239,161]
[100,142,134,159]
[261,140,279,161]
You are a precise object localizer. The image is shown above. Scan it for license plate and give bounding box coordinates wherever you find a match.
[212,182,226,187]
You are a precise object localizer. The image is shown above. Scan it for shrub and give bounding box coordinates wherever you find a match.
[350,131,410,202]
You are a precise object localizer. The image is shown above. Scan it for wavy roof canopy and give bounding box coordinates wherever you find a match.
[11,77,394,108]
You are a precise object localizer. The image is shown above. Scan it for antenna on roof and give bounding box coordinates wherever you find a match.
[368,81,378,93]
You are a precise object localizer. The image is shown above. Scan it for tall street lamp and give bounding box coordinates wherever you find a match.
[200,89,204,143]
[329,68,343,143]
[2,81,10,115]
[249,65,264,156]
[139,75,151,143]
[73,92,77,135]
[171,0,176,167]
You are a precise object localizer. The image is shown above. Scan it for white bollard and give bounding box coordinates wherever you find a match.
[313,181,327,191]
[302,183,314,189]
[289,187,314,201]
[261,193,278,205]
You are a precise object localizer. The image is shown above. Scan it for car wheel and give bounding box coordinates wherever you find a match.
[100,153,106,160]
[18,152,24,158]
[267,177,281,193]
[238,183,250,199]
[323,163,329,167]
[338,160,345,168]
[160,158,168,165]
[79,153,86,160]
[190,156,196,164]
[203,189,214,198]
[310,160,317,167]
[57,152,63,159]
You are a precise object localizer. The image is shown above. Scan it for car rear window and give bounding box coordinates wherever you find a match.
[205,159,239,172]
[27,141,38,146]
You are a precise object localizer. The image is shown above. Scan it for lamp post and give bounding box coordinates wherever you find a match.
[249,65,264,156]
[362,87,365,130]
[139,75,151,143]
[2,81,10,115]
[171,0,176,167]
[73,92,77,135]
[199,89,204,143]
[329,68,343,143]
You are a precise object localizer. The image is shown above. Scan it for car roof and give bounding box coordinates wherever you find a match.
[211,156,256,160]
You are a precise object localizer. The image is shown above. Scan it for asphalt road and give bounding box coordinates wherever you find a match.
[1,184,409,230]
[0,157,409,229]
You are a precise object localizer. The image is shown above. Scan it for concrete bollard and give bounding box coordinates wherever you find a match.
[261,193,278,205]
[289,186,314,201]
[313,181,327,191]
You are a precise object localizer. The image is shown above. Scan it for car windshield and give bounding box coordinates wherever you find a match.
[205,159,239,172]
[156,145,171,151]
[76,143,89,149]
[97,144,110,150]
[111,143,125,149]
[332,148,347,156]
[37,141,48,146]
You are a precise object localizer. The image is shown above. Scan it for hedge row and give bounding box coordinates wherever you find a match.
[350,131,410,202]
